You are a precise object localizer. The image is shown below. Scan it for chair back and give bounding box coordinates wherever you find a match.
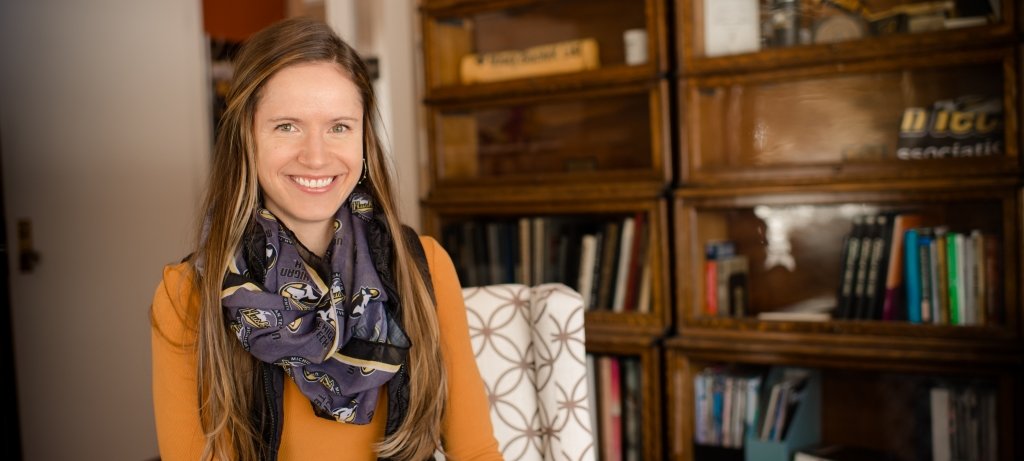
[462,283,595,461]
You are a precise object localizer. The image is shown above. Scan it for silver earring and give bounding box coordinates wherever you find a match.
[358,159,368,185]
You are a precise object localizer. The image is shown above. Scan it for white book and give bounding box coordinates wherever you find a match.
[760,383,781,440]
[931,387,952,461]
[611,217,635,312]
[577,234,598,308]
[731,378,744,447]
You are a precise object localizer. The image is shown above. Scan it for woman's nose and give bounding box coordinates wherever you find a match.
[298,134,329,168]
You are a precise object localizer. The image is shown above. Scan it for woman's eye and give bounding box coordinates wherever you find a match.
[331,124,349,133]
[275,123,295,132]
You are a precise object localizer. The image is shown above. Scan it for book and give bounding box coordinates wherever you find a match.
[635,261,652,314]
[612,217,636,312]
[851,215,878,319]
[694,371,708,444]
[946,232,962,325]
[916,229,935,323]
[970,231,986,326]
[598,356,623,461]
[759,382,781,440]
[836,216,866,319]
[486,222,502,284]
[459,37,600,84]
[620,358,642,461]
[933,227,950,324]
[744,375,762,443]
[864,214,896,320]
[518,217,532,285]
[532,217,546,285]
[596,221,621,310]
[882,214,924,321]
[955,232,969,325]
[931,387,952,461]
[704,240,736,316]
[757,295,834,322]
[586,354,600,460]
[983,235,1000,325]
[904,228,922,323]
[577,234,598,308]
[588,230,606,310]
[623,212,648,312]
[726,256,749,317]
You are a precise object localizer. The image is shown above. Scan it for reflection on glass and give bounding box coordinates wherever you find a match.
[698,0,1003,57]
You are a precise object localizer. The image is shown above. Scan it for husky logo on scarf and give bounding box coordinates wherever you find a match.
[316,307,338,328]
[332,401,358,423]
[280,282,327,311]
[239,308,276,329]
[303,369,342,395]
[275,356,312,368]
[330,275,345,305]
[350,287,380,318]
[265,242,278,271]
[350,193,373,220]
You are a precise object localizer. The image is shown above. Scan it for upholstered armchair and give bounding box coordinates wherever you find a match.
[461,284,595,461]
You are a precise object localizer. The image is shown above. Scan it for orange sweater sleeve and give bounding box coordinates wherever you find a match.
[421,237,503,460]
[150,263,208,460]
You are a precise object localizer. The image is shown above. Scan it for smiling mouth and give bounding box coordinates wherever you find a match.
[292,176,336,189]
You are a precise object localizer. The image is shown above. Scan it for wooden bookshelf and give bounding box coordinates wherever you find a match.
[419,0,1023,459]
[418,0,672,459]
[669,0,1023,460]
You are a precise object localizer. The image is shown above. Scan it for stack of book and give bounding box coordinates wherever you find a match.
[834,213,1000,325]
[443,214,651,313]
[587,354,644,461]
[692,367,762,448]
[930,385,998,461]
[703,240,749,318]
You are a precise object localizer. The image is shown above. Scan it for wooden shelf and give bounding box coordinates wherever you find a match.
[677,0,1018,76]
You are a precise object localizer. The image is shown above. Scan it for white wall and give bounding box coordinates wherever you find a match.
[0,1,210,459]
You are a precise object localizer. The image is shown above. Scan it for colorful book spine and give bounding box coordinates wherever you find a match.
[946,232,961,325]
[918,231,935,324]
[904,228,922,323]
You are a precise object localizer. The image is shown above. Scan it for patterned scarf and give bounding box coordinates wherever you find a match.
[221,189,410,425]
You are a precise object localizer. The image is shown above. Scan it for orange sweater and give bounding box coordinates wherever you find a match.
[151,237,501,460]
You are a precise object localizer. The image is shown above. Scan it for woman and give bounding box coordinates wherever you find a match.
[151,18,501,461]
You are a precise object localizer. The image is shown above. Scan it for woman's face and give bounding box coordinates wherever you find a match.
[253,61,364,235]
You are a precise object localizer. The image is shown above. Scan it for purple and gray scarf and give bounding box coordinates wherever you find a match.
[221,190,410,425]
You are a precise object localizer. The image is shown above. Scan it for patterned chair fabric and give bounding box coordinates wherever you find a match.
[462,284,595,461]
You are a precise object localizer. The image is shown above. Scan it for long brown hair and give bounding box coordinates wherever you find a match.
[192,18,445,460]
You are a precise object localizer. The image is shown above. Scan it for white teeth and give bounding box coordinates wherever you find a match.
[294,176,334,188]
